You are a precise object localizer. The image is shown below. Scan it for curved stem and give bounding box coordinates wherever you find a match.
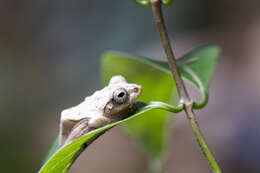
[193,90,209,109]
[146,101,184,113]
[150,1,222,173]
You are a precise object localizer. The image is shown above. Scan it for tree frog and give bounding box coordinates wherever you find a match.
[59,75,142,146]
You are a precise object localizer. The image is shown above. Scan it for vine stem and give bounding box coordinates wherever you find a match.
[150,1,222,173]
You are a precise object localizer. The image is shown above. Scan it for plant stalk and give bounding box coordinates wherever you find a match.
[150,0,189,103]
[150,1,222,173]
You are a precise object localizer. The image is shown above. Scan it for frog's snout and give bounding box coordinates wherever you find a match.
[130,84,142,98]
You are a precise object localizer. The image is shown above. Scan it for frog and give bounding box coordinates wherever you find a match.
[59,75,142,146]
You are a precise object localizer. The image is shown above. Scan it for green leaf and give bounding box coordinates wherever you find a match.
[38,102,181,173]
[101,44,220,161]
[102,51,178,163]
[125,44,220,108]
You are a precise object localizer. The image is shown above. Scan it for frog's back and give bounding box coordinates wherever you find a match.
[61,86,112,121]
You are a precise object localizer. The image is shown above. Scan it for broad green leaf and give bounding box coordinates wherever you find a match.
[101,44,220,161]
[39,102,181,173]
[102,52,178,162]
[120,44,220,108]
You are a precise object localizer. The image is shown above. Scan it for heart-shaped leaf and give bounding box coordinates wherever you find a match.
[102,52,178,162]
[101,44,220,162]
[117,44,220,108]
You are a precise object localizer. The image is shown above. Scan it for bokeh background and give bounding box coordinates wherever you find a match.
[1,0,260,172]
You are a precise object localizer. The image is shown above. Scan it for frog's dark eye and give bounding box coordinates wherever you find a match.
[113,88,128,104]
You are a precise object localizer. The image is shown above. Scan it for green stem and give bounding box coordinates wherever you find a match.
[150,0,189,103]
[150,1,222,173]
[185,104,221,173]
[147,101,184,113]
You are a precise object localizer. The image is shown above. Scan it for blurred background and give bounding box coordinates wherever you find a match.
[1,0,260,172]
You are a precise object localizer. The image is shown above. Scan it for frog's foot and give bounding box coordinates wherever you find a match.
[64,117,112,145]
[64,118,90,145]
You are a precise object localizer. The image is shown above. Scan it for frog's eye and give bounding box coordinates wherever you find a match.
[113,88,128,104]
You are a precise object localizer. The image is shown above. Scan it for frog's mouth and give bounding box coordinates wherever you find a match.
[123,101,146,119]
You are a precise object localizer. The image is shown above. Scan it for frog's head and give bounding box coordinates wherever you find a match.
[104,75,142,118]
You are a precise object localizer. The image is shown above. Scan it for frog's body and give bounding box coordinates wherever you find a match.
[59,75,142,146]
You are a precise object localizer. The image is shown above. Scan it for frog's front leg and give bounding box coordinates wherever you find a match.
[88,116,113,129]
[64,116,112,145]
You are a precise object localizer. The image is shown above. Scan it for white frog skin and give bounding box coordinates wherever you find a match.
[59,75,142,146]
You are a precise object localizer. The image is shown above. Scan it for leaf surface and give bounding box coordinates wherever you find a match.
[101,44,220,161]
[102,51,177,161]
